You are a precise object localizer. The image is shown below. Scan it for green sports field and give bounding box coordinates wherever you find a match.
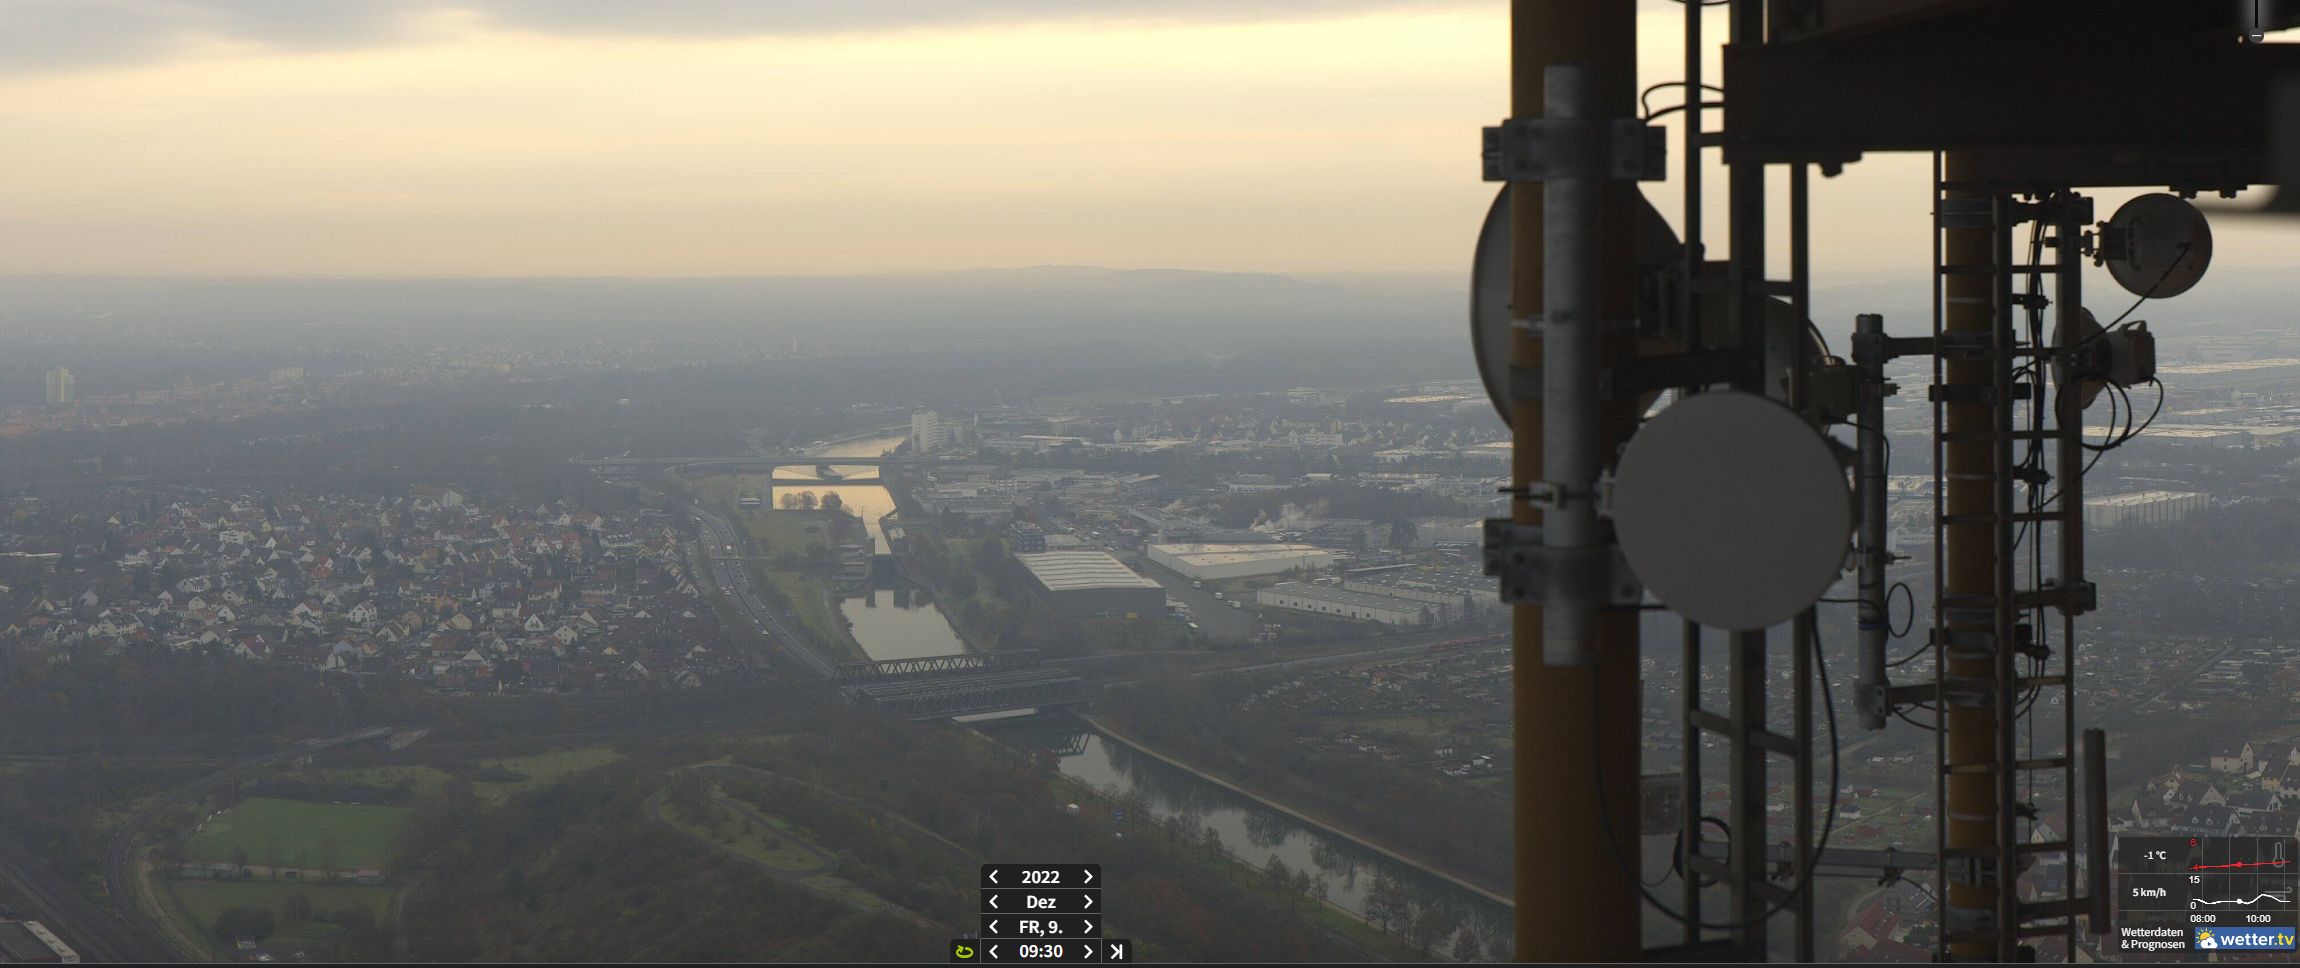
[185,798,410,872]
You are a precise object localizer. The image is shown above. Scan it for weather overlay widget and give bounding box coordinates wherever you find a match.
[2116,836,2298,958]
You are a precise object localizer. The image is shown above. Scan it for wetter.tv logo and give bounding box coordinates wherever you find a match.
[2195,927,2297,950]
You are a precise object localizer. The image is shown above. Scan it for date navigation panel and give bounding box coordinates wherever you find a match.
[967,863,1127,963]
[982,890,1099,913]
[982,915,1100,939]
[982,864,1099,888]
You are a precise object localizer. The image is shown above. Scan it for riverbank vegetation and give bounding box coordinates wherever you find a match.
[1098,672,1512,895]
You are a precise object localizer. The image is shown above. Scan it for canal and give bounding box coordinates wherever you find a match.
[980,716,1517,958]
[774,433,971,662]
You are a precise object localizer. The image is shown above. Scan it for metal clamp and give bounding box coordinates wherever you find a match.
[1482,520,1643,606]
[1483,118,1665,182]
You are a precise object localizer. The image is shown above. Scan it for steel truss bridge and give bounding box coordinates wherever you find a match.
[837,650,1091,721]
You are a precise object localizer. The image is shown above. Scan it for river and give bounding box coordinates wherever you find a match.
[980,716,1516,959]
[774,433,970,662]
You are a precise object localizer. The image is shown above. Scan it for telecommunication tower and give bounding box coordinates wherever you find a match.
[1480,0,2300,961]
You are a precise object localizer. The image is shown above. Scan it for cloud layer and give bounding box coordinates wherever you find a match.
[0,0,1475,75]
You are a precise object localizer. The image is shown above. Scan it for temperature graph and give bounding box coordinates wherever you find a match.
[2116,835,2300,958]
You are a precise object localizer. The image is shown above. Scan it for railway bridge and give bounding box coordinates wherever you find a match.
[836,650,1090,721]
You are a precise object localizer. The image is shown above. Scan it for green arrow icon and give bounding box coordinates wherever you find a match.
[953,943,975,960]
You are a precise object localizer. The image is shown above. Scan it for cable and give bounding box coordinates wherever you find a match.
[1639,81,1724,120]
[1643,101,1725,124]
[1669,817,1734,886]
[1586,618,1840,931]
[1888,581,1915,639]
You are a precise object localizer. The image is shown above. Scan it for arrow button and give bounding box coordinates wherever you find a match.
[1083,869,1094,885]
[990,870,1000,885]
[1082,895,1094,909]
[988,894,1000,909]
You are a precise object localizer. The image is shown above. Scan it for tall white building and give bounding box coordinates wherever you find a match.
[910,410,949,453]
[42,367,73,405]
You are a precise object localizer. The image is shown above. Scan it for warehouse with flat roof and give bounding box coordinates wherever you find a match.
[2086,490,2209,529]
[1014,550,1166,617]
[1256,582,1435,627]
[1147,543,1334,582]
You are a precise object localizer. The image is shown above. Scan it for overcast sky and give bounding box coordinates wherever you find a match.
[0,1,2292,277]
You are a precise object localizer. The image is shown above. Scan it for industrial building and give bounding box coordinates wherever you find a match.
[1013,549,1165,617]
[1341,570,1500,618]
[2085,490,2210,529]
[1008,522,1047,554]
[1256,582,1434,627]
[1146,543,1334,582]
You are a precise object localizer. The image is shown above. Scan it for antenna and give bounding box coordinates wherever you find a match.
[1608,391,1851,631]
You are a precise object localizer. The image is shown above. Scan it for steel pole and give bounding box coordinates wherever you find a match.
[1540,63,1604,667]
[1855,313,1891,730]
[1510,0,1639,960]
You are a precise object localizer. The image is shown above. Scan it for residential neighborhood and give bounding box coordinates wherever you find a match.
[0,483,747,693]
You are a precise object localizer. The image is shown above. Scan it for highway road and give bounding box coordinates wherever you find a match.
[692,506,839,678]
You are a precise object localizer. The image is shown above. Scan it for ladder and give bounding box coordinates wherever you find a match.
[1925,168,2092,961]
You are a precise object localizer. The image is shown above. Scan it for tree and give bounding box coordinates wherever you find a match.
[820,492,844,513]
[779,492,802,510]
[1451,926,1484,962]
[799,491,818,511]
[230,845,250,876]
[1408,907,1454,957]
[282,892,314,926]
[1263,855,1291,887]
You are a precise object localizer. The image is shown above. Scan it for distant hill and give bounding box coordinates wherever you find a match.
[0,267,1469,347]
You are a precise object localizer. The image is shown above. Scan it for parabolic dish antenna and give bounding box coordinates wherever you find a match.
[1610,391,1851,631]
[2103,192,2212,299]
[1470,187,1827,427]
[1469,187,1678,428]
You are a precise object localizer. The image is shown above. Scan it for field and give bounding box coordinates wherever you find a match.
[165,880,394,950]
[186,798,409,871]
[658,795,828,874]
[281,746,627,807]
[762,568,858,657]
[740,508,840,558]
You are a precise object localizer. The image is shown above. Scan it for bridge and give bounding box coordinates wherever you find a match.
[837,650,1091,721]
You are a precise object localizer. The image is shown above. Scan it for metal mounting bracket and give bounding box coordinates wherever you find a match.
[1483,117,1666,182]
[1482,520,1643,606]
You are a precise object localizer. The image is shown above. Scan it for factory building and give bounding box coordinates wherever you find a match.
[1147,543,1334,582]
[1341,570,1500,618]
[1014,550,1165,617]
[2086,490,2209,530]
[1256,582,1435,627]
